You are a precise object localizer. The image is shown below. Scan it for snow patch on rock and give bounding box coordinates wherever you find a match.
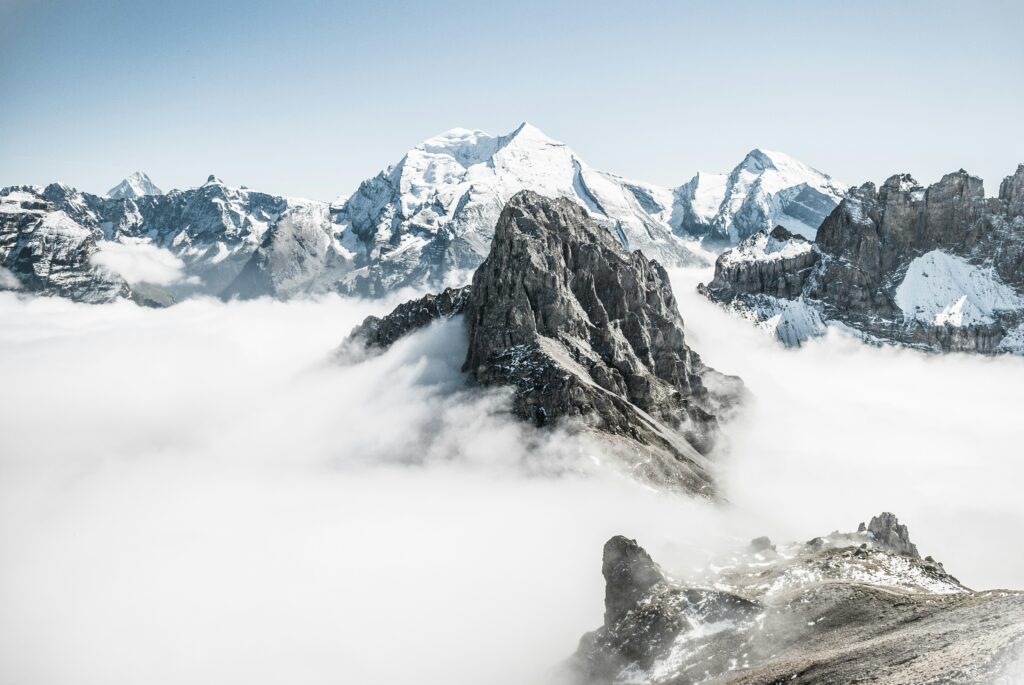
[895,250,1022,326]
[719,229,813,266]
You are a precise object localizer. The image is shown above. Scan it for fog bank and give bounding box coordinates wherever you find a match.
[0,269,1022,684]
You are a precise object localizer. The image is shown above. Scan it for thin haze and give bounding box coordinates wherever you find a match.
[1,265,1022,684]
[1,0,1022,199]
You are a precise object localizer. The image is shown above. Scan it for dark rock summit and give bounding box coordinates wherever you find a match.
[570,514,1024,684]
[348,191,744,494]
[865,511,920,558]
[702,164,1024,353]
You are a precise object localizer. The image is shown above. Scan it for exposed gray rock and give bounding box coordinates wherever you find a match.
[0,187,163,305]
[865,511,920,558]
[702,164,1024,353]
[346,191,744,493]
[348,286,470,349]
[569,515,1024,684]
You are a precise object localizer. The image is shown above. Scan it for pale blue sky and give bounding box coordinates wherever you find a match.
[1,0,1022,200]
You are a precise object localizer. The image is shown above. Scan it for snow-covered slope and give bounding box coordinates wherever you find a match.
[234,123,704,297]
[895,250,1022,326]
[106,172,162,199]
[672,149,845,242]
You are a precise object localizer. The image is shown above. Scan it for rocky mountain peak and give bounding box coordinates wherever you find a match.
[865,511,920,558]
[602,536,666,626]
[348,190,743,493]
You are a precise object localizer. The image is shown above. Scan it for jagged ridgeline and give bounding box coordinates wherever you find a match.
[702,164,1024,354]
[348,191,744,494]
[569,513,1024,684]
[2,124,845,304]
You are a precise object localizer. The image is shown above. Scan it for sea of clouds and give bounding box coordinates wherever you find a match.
[0,266,1022,684]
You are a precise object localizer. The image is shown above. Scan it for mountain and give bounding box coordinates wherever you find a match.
[106,172,162,199]
[230,123,707,298]
[671,148,846,243]
[0,187,169,305]
[2,126,846,304]
[700,164,1024,353]
[569,513,1024,684]
[348,191,743,494]
[0,179,325,302]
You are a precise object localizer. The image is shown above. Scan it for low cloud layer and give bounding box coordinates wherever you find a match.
[91,239,191,285]
[0,268,1022,684]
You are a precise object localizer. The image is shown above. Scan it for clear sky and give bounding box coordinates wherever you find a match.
[1,0,1022,200]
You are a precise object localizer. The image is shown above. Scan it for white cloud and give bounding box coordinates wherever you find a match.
[90,239,191,285]
[0,267,21,290]
[0,267,1021,684]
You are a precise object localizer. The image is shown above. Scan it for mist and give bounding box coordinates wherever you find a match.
[0,268,1022,684]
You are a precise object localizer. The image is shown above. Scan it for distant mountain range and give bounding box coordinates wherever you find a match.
[701,165,1024,354]
[0,123,843,303]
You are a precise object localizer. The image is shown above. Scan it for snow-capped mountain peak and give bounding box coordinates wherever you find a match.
[106,172,162,199]
[203,174,224,187]
[673,149,846,242]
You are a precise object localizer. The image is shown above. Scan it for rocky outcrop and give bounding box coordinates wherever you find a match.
[864,511,920,558]
[0,188,158,304]
[702,164,1024,353]
[348,286,470,349]
[570,514,1024,684]
[346,191,744,494]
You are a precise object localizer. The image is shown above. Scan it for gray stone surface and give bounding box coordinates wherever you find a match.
[569,515,1024,684]
[702,165,1024,353]
[347,191,744,494]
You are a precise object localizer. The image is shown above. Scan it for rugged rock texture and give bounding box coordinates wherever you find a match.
[703,165,1024,353]
[671,149,845,243]
[349,286,470,349]
[0,187,156,304]
[570,514,1024,684]
[0,179,331,302]
[346,191,743,494]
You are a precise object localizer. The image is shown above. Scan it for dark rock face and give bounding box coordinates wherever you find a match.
[569,515,1024,684]
[865,511,920,558]
[347,191,743,494]
[703,226,818,301]
[348,286,470,349]
[702,165,1024,353]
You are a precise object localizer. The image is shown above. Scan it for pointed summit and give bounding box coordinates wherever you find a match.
[106,172,162,199]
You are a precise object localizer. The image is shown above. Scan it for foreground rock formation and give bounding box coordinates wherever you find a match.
[349,191,743,494]
[701,165,1024,353]
[570,513,1024,684]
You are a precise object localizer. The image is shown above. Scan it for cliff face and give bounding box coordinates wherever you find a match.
[348,191,744,494]
[702,165,1024,353]
[570,514,1024,684]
